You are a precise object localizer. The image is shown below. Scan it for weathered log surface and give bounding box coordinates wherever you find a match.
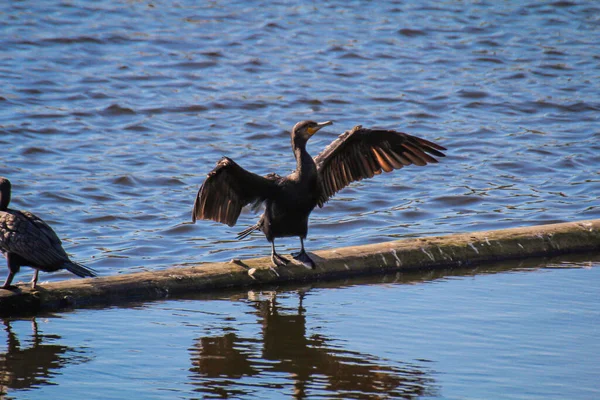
[1,219,599,316]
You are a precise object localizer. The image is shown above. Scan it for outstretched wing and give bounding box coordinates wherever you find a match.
[192,157,280,227]
[314,125,446,206]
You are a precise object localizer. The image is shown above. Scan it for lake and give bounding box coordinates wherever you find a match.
[0,0,599,398]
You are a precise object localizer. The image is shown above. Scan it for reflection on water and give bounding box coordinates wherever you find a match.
[0,256,596,399]
[190,291,436,399]
[0,319,91,396]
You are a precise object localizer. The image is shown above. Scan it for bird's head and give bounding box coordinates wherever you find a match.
[291,120,333,146]
[0,177,11,211]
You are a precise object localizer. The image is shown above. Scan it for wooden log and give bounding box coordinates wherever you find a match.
[1,219,599,316]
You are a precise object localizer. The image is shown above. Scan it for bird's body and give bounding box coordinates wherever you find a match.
[192,121,446,268]
[0,178,96,289]
[257,150,320,242]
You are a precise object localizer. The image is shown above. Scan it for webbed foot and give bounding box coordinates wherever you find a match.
[271,252,289,267]
[293,250,316,269]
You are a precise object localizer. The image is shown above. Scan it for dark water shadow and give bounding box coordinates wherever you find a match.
[0,318,92,396]
[189,291,438,399]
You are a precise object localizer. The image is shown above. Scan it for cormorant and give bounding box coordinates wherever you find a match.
[192,121,446,268]
[0,177,97,289]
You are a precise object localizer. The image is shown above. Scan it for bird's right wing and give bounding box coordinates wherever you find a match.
[192,157,280,227]
[314,125,446,206]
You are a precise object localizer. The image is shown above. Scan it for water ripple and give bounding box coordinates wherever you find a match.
[0,0,597,276]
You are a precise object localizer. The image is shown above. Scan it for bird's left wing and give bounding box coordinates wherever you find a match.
[1,210,69,266]
[314,125,446,207]
[192,157,280,227]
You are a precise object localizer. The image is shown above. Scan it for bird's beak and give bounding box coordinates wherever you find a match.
[307,121,333,136]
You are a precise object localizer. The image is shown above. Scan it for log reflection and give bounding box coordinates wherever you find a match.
[190,291,437,399]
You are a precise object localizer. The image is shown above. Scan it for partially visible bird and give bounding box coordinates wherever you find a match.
[0,177,97,289]
[192,121,446,268]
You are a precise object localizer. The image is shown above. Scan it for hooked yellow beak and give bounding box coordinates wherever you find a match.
[307,120,333,136]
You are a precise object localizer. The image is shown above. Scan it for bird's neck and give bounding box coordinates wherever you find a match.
[293,144,316,177]
[0,194,9,211]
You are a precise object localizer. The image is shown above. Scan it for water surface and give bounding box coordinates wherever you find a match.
[1,257,599,399]
[0,0,599,398]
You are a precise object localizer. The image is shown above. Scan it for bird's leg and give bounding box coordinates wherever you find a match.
[30,270,39,289]
[291,238,305,257]
[2,271,15,290]
[270,241,289,267]
[2,254,20,290]
[292,238,316,269]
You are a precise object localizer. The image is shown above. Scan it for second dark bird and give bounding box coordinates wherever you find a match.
[192,121,446,268]
[0,177,96,289]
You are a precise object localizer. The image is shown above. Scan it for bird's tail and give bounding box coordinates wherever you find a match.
[64,261,97,278]
[236,223,261,240]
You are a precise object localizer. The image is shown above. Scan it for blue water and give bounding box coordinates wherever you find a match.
[2,260,599,399]
[1,0,599,398]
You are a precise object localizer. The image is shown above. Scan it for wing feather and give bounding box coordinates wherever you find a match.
[0,210,71,267]
[192,157,280,227]
[379,147,404,169]
[314,125,447,206]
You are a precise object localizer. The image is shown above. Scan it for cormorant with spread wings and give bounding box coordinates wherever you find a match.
[192,121,446,268]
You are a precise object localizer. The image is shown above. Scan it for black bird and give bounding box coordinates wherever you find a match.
[0,177,97,289]
[192,121,446,268]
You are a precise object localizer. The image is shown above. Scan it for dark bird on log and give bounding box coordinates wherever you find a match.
[0,177,96,289]
[192,121,446,269]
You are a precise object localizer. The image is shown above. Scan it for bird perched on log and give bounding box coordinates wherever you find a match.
[0,177,96,289]
[192,121,446,269]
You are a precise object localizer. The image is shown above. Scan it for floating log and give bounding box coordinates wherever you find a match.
[1,219,599,316]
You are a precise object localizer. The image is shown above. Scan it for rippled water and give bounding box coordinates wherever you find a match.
[1,1,599,398]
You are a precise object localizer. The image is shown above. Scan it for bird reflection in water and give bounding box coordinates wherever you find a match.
[189,291,437,399]
[0,318,91,396]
